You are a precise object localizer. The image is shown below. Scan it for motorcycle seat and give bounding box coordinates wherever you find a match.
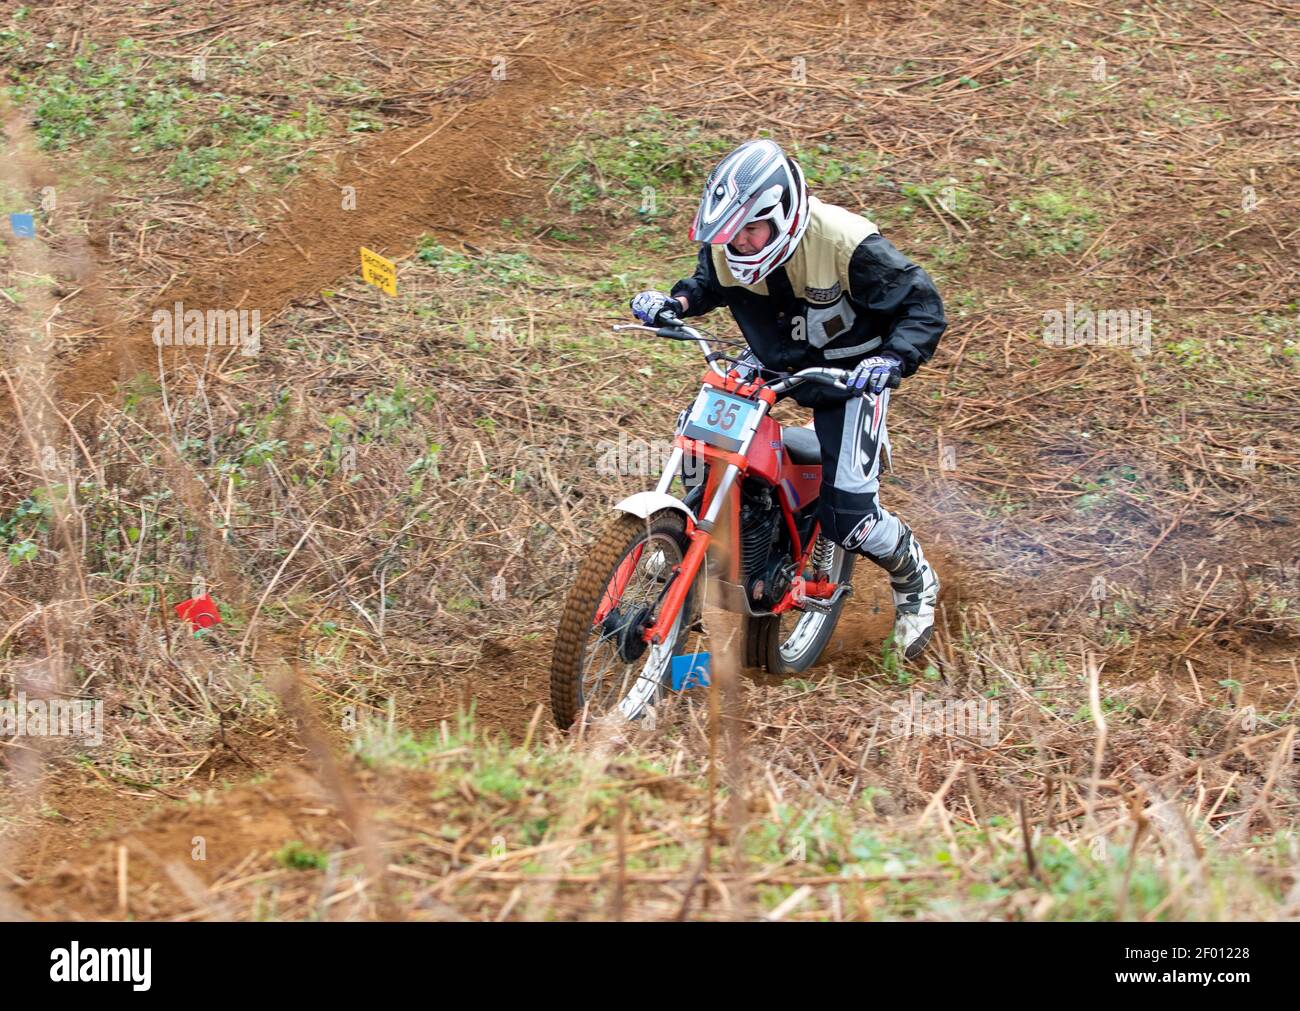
[781,426,821,465]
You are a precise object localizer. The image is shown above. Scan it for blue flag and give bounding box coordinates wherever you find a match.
[9,213,35,239]
[670,651,710,691]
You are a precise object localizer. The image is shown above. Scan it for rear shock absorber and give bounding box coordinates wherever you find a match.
[811,533,838,578]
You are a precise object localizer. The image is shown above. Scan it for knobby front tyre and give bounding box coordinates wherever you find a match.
[550,511,694,729]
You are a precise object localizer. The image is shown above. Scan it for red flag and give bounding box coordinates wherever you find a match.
[174,593,221,630]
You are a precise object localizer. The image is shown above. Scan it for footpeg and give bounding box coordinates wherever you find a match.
[796,583,853,614]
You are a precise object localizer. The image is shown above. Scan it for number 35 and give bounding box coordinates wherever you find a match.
[706,399,739,430]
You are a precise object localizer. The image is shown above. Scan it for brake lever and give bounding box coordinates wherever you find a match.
[653,311,691,337]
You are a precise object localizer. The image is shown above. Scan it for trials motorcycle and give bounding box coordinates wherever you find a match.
[549,314,896,729]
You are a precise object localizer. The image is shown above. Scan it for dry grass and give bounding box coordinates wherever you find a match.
[1,0,1297,920]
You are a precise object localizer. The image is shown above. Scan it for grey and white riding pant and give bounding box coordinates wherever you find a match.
[812,389,904,558]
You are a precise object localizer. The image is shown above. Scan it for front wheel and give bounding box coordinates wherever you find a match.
[550,511,698,729]
[744,535,855,675]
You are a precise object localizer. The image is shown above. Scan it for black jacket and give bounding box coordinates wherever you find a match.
[670,202,946,408]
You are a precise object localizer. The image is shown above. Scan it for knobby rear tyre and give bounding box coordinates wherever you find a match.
[744,542,855,675]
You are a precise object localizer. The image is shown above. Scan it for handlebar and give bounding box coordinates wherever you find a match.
[611,315,901,394]
[769,366,901,394]
[769,368,850,395]
[611,318,732,378]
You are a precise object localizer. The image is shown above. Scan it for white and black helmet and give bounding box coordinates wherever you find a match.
[690,139,809,286]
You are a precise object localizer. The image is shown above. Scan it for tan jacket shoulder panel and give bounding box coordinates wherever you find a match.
[789,197,880,302]
[710,197,878,301]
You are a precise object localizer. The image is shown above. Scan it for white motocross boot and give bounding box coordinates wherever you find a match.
[867,526,939,660]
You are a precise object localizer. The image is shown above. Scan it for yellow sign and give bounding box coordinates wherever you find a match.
[360,247,397,296]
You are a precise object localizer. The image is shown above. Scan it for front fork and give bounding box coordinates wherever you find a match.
[641,450,744,645]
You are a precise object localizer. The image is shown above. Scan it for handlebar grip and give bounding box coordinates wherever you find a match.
[857,373,900,396]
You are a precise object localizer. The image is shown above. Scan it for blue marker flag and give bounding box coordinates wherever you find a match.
[9,213,35,239]
[670,651,710,691]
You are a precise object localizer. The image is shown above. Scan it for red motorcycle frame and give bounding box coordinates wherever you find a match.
[550,318,888,727]
[631,364,848,650]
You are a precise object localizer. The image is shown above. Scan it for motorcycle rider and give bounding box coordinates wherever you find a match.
[630,138,946,660]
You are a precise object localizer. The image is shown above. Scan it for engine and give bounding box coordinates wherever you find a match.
[739,481,793,608]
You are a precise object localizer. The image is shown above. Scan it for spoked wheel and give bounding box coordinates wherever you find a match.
[744,534,855,674]
[550,512,700,730]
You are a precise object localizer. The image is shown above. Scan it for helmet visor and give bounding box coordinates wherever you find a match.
[690,190,764,246]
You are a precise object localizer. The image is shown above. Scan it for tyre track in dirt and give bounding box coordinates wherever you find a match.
[55,29,643,407]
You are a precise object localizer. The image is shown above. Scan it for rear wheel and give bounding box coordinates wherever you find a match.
[744,535,855,674]
[550,512,698,729]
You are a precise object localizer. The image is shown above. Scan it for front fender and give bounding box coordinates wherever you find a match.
[613,491,697,529]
